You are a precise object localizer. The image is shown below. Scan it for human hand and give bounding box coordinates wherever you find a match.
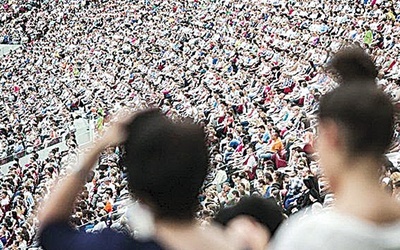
[95,110,136,149]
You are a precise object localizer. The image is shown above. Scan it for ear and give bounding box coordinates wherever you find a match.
[319,119,342,151]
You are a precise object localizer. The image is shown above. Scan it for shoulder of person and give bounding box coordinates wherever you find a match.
[272,210,400,250]
[269,211,337,250]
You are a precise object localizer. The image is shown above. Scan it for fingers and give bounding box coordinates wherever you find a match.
[109,108,136,125]
[96,109,136,148]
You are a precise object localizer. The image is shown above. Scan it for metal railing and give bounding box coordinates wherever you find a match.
[0,118,94,168]
[0,44,22,56]
[0,137,63,165]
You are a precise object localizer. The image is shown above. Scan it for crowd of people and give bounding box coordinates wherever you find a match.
[0,148,68,249]
[1,0,44,44]
[1,0,400,248]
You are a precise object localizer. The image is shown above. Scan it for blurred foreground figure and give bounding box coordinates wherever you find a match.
[215,196,285,250]
[270,48,400,249]
[39,109,238,250]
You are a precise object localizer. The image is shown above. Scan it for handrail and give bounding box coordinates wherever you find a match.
[0,137,63,165]
[0,117,94,167]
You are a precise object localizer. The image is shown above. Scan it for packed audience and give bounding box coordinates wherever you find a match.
[0,148,68,249]
[1,0,400,248]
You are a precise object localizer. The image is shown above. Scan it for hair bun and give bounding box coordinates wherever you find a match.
[327,46,378,85]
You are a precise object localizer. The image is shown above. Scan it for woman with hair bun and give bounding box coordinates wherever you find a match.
[326,45,378,85]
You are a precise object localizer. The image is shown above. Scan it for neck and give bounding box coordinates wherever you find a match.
[153,219,206,249]
[332,158,400,224]
[154,217,199,242]
[155,218,196,230]
[154,218,237,250]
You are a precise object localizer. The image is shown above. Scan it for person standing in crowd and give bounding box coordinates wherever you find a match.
[270,48,400,250]
[364,25,374,47]
[39,109,241,250]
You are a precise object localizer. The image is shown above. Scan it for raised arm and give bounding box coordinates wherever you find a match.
[39,114,131,231]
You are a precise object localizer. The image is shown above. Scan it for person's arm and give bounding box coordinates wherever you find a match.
[39,144,103,229]
[39,116,130,231]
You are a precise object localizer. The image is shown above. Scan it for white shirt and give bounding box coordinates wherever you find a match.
[270,210,400,250]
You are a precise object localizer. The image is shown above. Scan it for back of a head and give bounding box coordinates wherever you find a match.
[319,83,394,158]
[124,109,208,221]
[327,46,378,85]
[214,197,284,237]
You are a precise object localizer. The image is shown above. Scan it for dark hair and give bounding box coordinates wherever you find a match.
[265,173,273,183]
[124,109,208,221]
[319,85,394,157]
[214,197,284,237]
[326,46,377,84]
